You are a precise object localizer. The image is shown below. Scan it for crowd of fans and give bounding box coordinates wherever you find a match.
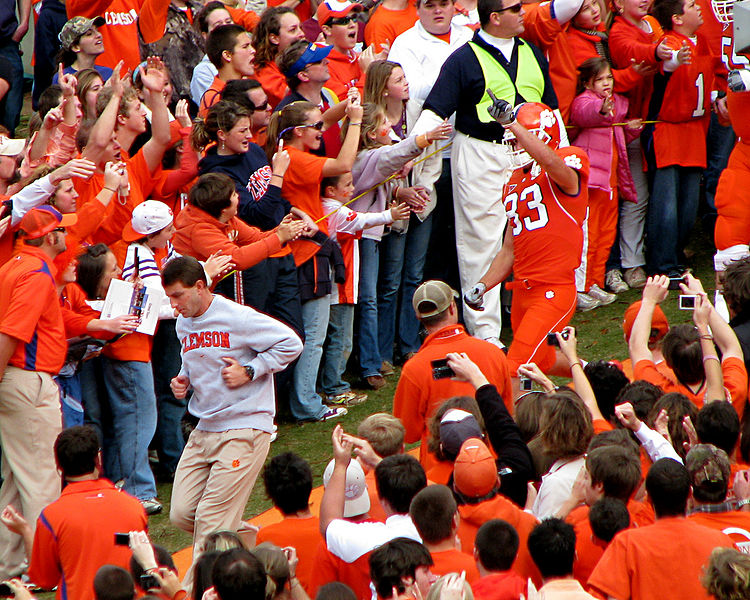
[1,0,750,597]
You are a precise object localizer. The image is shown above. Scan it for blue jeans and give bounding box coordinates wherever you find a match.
[358,238,381,377]
[646,165,701,274]
[101,357,158,500]
[377,214,433,362]
[0,41,24,135]
[56,373,84,429]
[703,112,735,235]
[290,295,331,421]
[321,303,354,396]
[79,357,108,443]
[151,320,185,475]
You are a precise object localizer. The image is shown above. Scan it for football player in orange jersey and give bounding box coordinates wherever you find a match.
[465,96,589,388]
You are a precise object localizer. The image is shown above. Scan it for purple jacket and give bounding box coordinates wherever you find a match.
[570,89,638,203]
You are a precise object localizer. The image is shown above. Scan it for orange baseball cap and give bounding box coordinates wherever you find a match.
[453,438,498,498]
[622,300,669,342]
[18,206,77,240]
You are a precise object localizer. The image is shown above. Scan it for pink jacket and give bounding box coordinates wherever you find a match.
[570,89,638,203]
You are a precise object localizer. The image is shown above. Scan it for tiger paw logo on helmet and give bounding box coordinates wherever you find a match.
[564,155,583,170]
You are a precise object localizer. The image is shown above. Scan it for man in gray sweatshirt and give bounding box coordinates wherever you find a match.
[162,256,303,571]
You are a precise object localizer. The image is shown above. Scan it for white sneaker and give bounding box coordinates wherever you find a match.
[577,292,601,312]
[588,284,617,305]
[624,266,647,289]
[605,270,628,294]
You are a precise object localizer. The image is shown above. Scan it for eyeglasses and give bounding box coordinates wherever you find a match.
[298,120,324,131]
[495,2,522,12]
[251,100,270,111]
[53,227,66,233]
[328,15,356,26]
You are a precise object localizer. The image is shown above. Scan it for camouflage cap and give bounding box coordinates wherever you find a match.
[685,443,731,489]
[58,16,105,50]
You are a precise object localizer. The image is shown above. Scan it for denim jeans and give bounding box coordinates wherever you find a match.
[290,295,331,421]
[32,0,67,109]
[151,320,185,475]
[646,165,701,275]
[101,357,158,500]
[321,303,355,396]
[79,356,108,443]
[56,373,84,429]
[703,112,735,237]
[0,41,24,135]
[358,238,381,377]
[378,214,433,362]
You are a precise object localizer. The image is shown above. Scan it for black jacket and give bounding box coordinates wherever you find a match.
[297,231,346,303]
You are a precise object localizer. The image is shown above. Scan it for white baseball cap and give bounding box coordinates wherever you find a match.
[323,458,371,518]
[122,200,174,242]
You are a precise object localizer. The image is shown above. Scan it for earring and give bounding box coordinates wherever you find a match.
[221,141,225,151]
[384,92,389,97]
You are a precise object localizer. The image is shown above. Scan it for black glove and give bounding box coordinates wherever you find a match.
[486,89,516,126]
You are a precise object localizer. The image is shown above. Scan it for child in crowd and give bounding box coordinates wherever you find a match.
[570,57,641,310]
[321,170,410,405]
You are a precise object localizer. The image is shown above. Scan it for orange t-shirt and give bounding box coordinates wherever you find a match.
[457,494,541,588]
[226,5,261,32]
[0,247,67,374]
[255,516,321,594]
[325,48,365,100]
[633,356,748,419]
[688,510,750,550]
[254,62,289,109]
[471,572,526,600]
[199,76,227,118]
[620,356,676,383]
[66,0,167,72]
[267,0,311,23]
[588,517,734,600]
[364,469,386,522]
[309,538,373,600]
[567,500,654,586]
[282,146,329,265]
[364,2,418,52]
[430,548,480,583]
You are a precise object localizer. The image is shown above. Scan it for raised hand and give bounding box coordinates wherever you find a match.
[486,89,516,126]
[464,282,486,311]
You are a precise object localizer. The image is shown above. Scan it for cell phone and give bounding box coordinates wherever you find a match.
[668,276,685,290]
[679,295,697,310]
[519,376,532,391]
[114,532,130,546]
[133,248,139,279]
[139,574,159,591]
[431,358,455,380]
[0,584,12,598]
[546,330,569,347]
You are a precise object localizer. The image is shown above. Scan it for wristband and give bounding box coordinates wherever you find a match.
[570,360,584,370]
[270,173,283,179]
[738,498,750,508]
[703,354,719,363]
[102,187,117,192]
[349,122,361,126]
[699,334,713,340]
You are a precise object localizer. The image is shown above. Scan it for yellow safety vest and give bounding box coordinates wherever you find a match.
[469,40,545,123]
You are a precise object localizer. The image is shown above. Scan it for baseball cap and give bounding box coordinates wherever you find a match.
[122,200,174,242]
[284,43,334,77]
[18,206,77,240]
[316,0,363,25]
[323,458,371,518]
[685,444,731,493]
[439,409,483,460]
[622,301,669,343]
[454,438,498,498]
[412,280,459,319]
[0,135,25,157]
[58,16,106,50]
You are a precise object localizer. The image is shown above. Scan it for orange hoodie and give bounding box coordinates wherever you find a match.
[457,494,541,587]
[172,204,283,270]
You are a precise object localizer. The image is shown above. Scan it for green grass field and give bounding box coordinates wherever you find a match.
[147,224,718,555]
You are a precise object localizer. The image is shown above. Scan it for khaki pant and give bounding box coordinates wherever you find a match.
[0,367,62,579]
[170,427,270,583]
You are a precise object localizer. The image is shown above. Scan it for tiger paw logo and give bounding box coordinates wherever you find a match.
[232,459,240,468]
[564,155,582,170]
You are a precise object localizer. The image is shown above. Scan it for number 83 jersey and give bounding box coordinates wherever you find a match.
[503,146,589,286]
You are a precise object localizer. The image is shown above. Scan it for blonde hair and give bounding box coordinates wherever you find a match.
[340,102,386,152]
[703,548,750,600]
[252,543,290,600]
[363,60,402,110]
[425,575,474,600]
[357,413,405,458]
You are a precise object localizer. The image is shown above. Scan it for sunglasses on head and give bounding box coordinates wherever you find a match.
[328,15,356,25]
[496,2,522,12]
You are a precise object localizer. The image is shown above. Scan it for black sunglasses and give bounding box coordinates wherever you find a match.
[53,227,66,233]
[495,2,522,12]
[328,15,357,25]
[298,120,324,131]
[251,100,270,111]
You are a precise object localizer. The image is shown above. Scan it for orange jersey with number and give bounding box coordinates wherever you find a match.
[651,32,718,168]
[504,146,589,286]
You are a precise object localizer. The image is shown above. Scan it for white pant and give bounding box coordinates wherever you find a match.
[451,132,513,341]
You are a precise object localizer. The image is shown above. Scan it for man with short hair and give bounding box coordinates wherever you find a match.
[527,519,598,599]
[94,566,136,600]
[0,426,147,600]
[256,452,319,593]
[316,0,368,99]
[212,548,267,600]
[164,257,302,574]
[392,279,512,470]
[0,206,76,579]
[409,485,480,581]
[199,24,257,116]
[589,458,735,600]
[369,538,436,600]
[471,520,526,600]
